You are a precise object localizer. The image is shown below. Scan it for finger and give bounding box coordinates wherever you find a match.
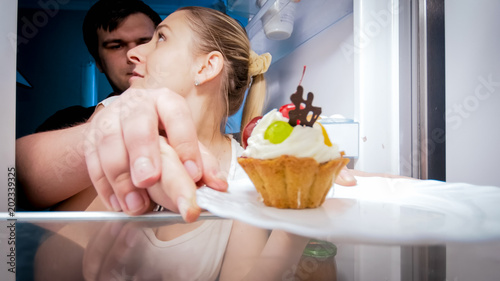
[119,88,162,188]
[94,107,150,215]
[335,168,357,186]
[148,137,201,223]
[84,117,119,211]
[197,142,228,192]
[155,90,203,182]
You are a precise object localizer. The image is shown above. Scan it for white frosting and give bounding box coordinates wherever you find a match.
[242,109,341,163]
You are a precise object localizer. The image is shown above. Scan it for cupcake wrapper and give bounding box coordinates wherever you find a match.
[237,155,349,209]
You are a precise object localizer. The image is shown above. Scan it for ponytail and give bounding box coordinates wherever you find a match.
[241,73,267,131]
[241,51,272,131]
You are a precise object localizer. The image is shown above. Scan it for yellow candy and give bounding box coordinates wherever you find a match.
[318,123,332,147]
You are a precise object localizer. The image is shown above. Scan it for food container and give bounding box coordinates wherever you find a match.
[257,0,296,40]
[294,239,337,281]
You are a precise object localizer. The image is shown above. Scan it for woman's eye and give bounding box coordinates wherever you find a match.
[157,33,166,43]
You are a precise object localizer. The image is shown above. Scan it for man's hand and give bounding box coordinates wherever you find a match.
[84,88,227,219]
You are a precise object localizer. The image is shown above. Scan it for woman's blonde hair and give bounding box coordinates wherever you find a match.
[178,6,269,133]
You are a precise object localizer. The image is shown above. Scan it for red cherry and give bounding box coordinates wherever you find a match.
[242,116,262,148]
[278,104,295,118]
[279,103,305,124]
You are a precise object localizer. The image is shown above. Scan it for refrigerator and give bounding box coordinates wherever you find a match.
[2,0,500,280]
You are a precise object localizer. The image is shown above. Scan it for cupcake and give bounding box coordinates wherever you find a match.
[238,86,349,209]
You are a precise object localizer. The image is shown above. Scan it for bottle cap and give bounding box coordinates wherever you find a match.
[302,239,337,258]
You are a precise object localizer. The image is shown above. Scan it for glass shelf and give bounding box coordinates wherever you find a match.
[228,0,353,63]
[226,0,261,18]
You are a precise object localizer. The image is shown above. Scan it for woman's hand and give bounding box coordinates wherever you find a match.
[335,167,357,186]
[84,88,227,218]
[146,136,226,222]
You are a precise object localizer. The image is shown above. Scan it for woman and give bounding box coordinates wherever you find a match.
[34,7,310,281]
[82,5,270,220]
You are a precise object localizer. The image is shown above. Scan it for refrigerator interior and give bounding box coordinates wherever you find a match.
[3,0,500,280]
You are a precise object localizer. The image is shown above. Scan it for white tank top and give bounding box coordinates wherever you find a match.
[140,137,245,280]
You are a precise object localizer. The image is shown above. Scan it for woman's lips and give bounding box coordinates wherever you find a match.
[129,72,144,83]
[131,71,144,78]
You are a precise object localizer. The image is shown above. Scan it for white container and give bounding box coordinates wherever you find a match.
[257,0,296,40]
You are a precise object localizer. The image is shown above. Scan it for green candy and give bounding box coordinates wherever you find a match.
[264,121,293,144]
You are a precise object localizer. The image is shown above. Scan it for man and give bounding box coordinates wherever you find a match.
[36,0,162,132]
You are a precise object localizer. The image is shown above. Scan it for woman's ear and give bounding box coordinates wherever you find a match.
[195,51,223,85]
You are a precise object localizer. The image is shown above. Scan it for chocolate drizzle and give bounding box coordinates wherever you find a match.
[288,85,321,127]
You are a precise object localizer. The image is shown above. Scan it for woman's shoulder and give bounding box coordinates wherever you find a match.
[228,135,247,181]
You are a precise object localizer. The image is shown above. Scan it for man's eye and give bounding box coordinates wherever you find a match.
[107,44,122,49]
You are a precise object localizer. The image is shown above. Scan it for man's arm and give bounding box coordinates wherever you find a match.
[17,124,93,209]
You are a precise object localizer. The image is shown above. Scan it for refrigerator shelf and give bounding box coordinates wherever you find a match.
[228,0,353,63]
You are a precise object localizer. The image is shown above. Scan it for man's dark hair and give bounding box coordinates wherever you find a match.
[82,0,162,65]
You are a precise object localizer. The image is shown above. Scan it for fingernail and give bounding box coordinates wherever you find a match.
[125,191,145,213]
[212,170,228,190]
[184,160,201,180]
[109,194,122,211]
[133,157,155,182]
[177,197,191,220]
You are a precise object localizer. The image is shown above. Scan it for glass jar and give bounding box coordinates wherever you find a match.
[294,239,337,281]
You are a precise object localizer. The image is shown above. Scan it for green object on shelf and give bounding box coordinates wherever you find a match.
[302,239,337,258]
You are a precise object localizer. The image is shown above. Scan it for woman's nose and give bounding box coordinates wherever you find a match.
[128,43,148,65]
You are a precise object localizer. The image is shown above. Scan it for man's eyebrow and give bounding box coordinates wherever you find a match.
[102,36,152,46]
[102,39,124,46]
[137,36,153,42]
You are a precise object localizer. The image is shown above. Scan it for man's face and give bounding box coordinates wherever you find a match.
[96,13,156,94]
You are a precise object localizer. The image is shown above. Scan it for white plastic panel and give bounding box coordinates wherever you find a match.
[321,122,359,158]
[353,0,401,175]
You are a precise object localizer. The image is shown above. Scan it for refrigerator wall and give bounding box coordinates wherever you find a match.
[445,0,500,187]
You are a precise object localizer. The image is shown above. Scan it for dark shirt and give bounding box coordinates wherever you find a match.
[35,93,117,133]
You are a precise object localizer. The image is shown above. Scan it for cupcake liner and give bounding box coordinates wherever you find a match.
[237,155,349,209]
